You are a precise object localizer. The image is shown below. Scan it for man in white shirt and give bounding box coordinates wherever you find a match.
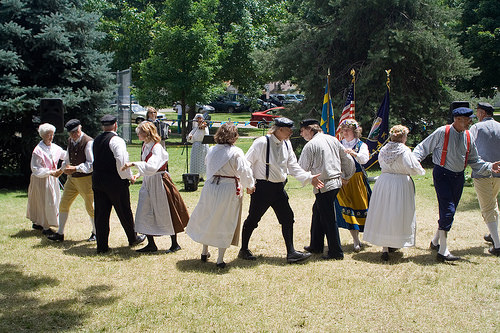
[48,119,96,242]
[92,115,145,254]
[298,119,355,260]
[239,117,324,263]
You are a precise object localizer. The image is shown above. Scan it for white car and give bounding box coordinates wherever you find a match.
[113,104,166,124]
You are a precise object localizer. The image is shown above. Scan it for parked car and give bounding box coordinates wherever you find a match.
[249,107,284,128]
[209,95,242,113]
[257,98,277,111]
[112,104,166,124]
[285,94,302,103]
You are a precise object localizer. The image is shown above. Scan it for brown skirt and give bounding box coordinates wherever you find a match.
[162,173,189,233]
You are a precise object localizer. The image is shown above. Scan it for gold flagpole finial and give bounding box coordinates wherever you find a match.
[350,68,355,83]
[385,69,391,91]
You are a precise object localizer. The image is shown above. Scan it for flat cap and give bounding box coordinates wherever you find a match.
[477,102,494,113]
[65,119,80,132]
[300,118,320,128]
[452,107,475,118]
[100,114,117,125]
[274,117,294,128]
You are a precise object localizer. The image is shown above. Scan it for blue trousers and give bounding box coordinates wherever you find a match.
[433,165,465,231]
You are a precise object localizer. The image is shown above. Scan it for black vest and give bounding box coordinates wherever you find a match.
[92,131,128,187]
[67,134,93,178]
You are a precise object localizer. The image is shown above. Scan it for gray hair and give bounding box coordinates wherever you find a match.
[38,123,56,137]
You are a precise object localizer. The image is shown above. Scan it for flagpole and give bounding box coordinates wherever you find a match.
[350,68,356,105]
[386,69,391,92]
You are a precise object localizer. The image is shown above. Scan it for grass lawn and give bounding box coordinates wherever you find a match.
[1,133,499,332]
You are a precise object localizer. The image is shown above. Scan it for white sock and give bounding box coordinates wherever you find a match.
[350,230,360,246]
[89,217,96,234]
[432,229,440,245]
[486,221,499,248]
[217,248,227,264]
[202,245,209,255]
[57,212,69,235]
[438,230,450,256]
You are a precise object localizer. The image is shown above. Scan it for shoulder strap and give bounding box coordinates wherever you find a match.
[144,143,158,162]
[354,139,363,153]
[440,125,451,167]
[464,130,471,168]
[265,135,270,180]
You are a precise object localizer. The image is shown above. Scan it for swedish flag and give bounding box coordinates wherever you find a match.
[321,77,335,135]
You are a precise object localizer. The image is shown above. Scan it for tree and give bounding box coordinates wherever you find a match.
[137,0,221,140]
[455,0,500,97]
[273,0,476,143]
[0,0,114,179]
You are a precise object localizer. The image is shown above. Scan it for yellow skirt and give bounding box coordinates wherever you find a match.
[335,171,371,231]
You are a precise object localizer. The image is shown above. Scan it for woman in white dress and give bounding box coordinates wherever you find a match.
[27,123,65,235]
[335,119,371,252]
[186,123,254,268]
[188,113,209,181]
[363,125,425,261]
[122,122,189,253]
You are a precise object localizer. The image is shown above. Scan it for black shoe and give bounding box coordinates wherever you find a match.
[201,252,211,262]
[216,262,226,269]
[303,245,323,254]
[484,234,493,243]
[42,229,55,236]
[436,253,461,262]
[429,241,440,251]
[321,254,344,261]
[238,249,256,260]
[129,234,146,246]
[32,223,43,230]
[381,252,389,261]
[136,244,158,253]
[47,233,64,242]
[388,247,398,253]
[97,247,110,254]
[87,233,96,242]
[287,250,312,263]
[165,245,181,254]
[488,247,500,256]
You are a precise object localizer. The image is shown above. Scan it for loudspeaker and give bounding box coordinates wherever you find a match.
[40,98,65,133]
[182,173,200,191]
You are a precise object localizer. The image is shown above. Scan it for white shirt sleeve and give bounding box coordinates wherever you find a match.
[109,136,133,179]
[355,142,370,165]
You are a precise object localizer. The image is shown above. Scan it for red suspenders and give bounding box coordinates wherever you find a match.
[439,125,470,168]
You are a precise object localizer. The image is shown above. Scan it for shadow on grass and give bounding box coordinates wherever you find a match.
[352,245,488,266]
[0,263,118,332]
[11,228,42,239]
[176,255,290,273]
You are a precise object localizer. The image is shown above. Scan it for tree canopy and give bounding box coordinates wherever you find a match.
[0,0,114,177]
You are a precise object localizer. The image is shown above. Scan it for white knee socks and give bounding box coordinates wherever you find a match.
[486,221,499,248]
[57,212,69,235]
[217,248,226,264]
[438,230,450,256]
[90,217,96,234]
[202,244,209,255]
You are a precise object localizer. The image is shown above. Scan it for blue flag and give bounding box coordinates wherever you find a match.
[364,88,390,169]
[320,77,335,135]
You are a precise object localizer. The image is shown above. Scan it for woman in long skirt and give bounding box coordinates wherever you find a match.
[27,123,65,235]
[122,122,189,253]
[188,113,209,181]
[363,125,425,261]
[335,119,371,252]
[186,123,254,268]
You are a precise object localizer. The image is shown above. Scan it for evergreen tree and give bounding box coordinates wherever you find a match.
[0,0,114,179]
[274,0,476,143]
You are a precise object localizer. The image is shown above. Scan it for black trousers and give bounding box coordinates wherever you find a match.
[241,180,295,253]
[309,188,342,257]
[93,180,136,251]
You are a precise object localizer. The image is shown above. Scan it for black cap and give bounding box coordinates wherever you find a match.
[300,119,320,128]
[477,102,494,114]
[452,107,475,118]
[274,117,294,128]
[65,119,81,132]
[100,114,117,125]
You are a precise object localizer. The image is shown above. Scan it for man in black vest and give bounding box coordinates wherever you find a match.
[48,119,96,242]
[92,115,145,254]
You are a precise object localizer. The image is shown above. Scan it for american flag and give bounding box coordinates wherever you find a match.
[335,84,355,138]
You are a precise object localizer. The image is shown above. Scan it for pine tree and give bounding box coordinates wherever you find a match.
[0,0,114,180]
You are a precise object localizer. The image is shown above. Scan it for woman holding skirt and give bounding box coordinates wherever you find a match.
[335,119,371,252]
[186,123,254,268]
[363,125,425,261]
[122,122,189,253]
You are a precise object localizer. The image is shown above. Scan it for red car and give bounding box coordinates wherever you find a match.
[249,107,284,128]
